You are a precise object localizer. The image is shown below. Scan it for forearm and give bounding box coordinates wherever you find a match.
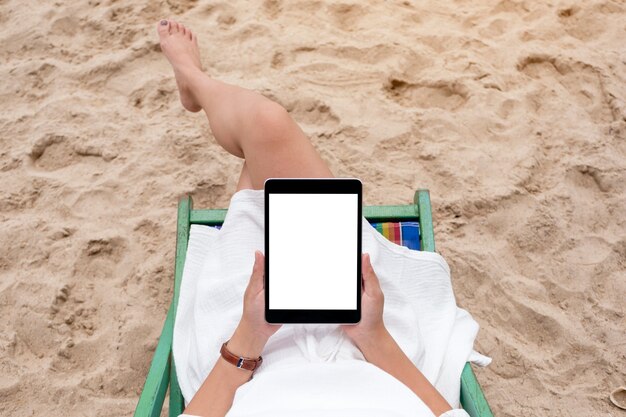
[183,323,267,417]
[356,327,452,417]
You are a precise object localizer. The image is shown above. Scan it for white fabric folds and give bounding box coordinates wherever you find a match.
[173,189,490,415]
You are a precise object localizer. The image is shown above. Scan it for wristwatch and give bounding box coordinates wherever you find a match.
[220,340,263,372]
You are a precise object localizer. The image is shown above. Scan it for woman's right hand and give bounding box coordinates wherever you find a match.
[229,250,281,359]
[341,253,387,350]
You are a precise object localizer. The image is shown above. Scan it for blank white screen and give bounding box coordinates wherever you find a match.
[269,193,357,310]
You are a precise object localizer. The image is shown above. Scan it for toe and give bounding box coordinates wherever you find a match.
[187,29,193,41]
[170,20,180,34]
[157,19,169,37]
[180,25,187,36]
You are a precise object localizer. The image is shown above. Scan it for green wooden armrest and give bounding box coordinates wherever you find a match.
[134,189,493,417]
[133,304,173,417]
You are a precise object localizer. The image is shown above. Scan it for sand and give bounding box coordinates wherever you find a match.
[1,0,625,416]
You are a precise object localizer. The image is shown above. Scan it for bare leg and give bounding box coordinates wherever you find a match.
[235,161,253,192]
[157,20,334,189]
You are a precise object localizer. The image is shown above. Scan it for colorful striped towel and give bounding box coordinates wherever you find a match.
[212,221,421,251]
[370,221,421,251]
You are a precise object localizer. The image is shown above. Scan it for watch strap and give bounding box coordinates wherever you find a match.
[220,340,263,372]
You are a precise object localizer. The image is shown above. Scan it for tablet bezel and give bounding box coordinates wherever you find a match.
[264,178,362,324]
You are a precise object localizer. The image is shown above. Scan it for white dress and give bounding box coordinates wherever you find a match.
[173,189,489,417]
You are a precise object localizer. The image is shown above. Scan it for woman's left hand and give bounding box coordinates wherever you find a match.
[228,251,281,358]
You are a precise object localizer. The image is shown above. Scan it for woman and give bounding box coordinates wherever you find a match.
[157,19,473,417]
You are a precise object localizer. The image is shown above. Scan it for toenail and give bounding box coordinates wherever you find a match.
[160,19,168,26]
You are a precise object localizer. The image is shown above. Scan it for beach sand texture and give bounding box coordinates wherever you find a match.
[1,0,625,416]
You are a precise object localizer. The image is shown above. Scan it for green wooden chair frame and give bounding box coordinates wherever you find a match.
[134,189,494,417]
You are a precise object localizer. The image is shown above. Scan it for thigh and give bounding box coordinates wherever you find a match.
[235,161,253,192]
[241,105,334,189]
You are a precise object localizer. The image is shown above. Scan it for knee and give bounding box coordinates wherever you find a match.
[250,101,293,145]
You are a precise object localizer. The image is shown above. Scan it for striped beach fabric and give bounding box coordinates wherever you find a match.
[211,221,420,251]
[369,221,420,251]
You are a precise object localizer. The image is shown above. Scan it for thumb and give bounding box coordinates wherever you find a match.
[249,250,265,294]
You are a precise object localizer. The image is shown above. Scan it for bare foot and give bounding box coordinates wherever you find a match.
[157,19,203,112]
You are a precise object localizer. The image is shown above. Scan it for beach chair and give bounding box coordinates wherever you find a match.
[134,190,494,417]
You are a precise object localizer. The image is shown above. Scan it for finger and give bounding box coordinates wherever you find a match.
[360,253,367,292]
[362,253,380,295]
[249,250,265,294]
[361,253,368,293]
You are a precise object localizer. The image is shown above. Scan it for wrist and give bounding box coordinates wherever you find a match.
[353,325,392,359]
[228,321,269,358]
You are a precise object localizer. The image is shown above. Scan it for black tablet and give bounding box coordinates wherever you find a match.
[264,178,362,324]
